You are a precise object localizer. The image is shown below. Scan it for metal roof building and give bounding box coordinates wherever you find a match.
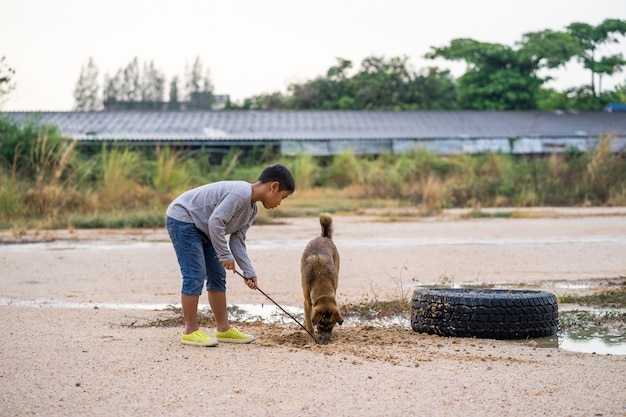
[3,110,626,155]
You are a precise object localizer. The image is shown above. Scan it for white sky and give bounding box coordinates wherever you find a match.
[2,0,625,111]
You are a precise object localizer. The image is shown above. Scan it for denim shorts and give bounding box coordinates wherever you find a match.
[166,216,227,296]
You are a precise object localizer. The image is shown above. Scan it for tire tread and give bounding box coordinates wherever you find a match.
[411,288,558,340]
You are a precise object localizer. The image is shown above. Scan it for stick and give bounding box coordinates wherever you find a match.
[233,270,318,343]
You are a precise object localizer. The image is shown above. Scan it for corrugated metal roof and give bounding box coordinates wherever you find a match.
[3,110,625,139]
[2,110,625,155]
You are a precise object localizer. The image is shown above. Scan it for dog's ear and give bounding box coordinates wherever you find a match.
[311,311,322,326]
[332,310,344,326]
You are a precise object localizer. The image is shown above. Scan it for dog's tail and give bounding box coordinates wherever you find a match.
[319,212,333,239]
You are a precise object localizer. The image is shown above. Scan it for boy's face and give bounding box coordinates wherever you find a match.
[262,181,292,209]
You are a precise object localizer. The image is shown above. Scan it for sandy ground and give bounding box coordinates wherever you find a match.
[1,207,626,416]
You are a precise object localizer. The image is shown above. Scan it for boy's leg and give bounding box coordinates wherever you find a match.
[209,289,255,343]
[166,217,208,335]
[182,294,200,334]
[203,242,231,332]
[203,232,254,343]
[207,290,230,332]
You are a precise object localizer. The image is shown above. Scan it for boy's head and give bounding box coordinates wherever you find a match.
[258,164,296,194]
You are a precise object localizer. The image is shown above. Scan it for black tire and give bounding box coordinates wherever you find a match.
[411,288,558,340]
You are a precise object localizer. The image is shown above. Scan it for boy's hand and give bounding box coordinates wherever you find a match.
[244,277,258,290]
[221,260,235,271]
[231,268,258,290]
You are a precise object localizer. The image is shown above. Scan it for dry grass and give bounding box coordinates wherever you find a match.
[3,137,626,229]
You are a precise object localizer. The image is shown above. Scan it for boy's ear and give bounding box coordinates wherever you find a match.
[270,181,280,192]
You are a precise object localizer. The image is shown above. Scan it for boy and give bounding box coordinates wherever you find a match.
[165,164,295,346]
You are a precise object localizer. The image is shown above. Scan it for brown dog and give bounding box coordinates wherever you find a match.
[301,213,344,344]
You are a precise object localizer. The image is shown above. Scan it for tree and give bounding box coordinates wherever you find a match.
[246,92,287,110]
[276,55,457,110]
[103,71,123,106]
[517,30,584,70]
[73,57,101,111]
[567,19,626,96]
[185,57,202,98]
[405,67,458,110]
[426,39,535,109]
[140,60,165,102]
[168,76,180,110]
[121,57,141,102]
[103,58,167,109]
[351,56,414,109]
[185,57,215,110]
[425,30,584,110]
[0,56,16,106]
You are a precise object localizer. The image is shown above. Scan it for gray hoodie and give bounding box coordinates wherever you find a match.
[166,181,258,278]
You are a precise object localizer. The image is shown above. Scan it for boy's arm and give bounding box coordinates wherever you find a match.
[207,195,241,264]
[229,226,256,278]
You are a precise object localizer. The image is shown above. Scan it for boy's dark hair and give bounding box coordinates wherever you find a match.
[258,164,296,193]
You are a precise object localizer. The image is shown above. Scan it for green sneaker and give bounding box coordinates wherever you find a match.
[215,327,255,344]
[181,329,218,347]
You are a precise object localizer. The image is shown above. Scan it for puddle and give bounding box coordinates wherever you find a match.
[2,297,624,355]
[558,330,626,355]
[552,282,595,290]
[554,308,626,355]
[226,303,305,325]
[521,331,626,355]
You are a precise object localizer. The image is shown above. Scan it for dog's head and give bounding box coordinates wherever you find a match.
[311,305,344,344]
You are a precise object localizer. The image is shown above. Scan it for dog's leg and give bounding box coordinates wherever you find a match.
[302,293,315,345]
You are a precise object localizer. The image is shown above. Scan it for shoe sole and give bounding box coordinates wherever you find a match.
[215,337,255,344]
[181,339,218,347]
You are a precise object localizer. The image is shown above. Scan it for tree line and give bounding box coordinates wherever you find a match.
[73,56,215,111]
[0,56,16,106]
[3,19,624,112]
[232,19,626,111]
